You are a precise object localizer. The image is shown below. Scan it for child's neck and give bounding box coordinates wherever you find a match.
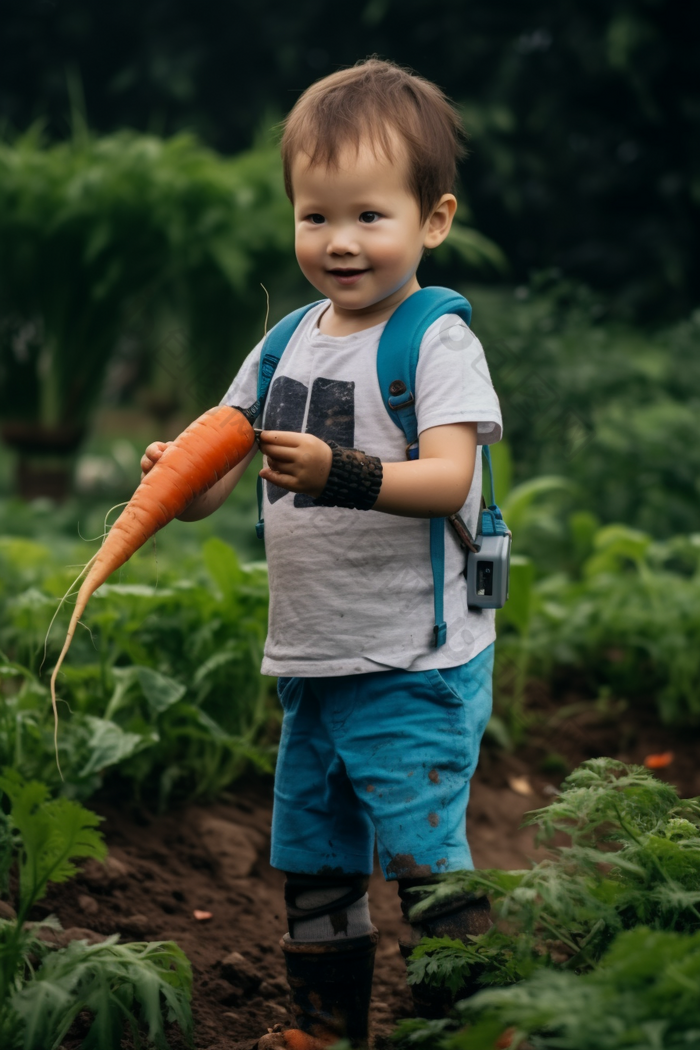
[318,277,421,337]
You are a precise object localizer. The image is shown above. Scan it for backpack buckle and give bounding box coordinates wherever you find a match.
[389,390,415,410]
[388,379,415,410]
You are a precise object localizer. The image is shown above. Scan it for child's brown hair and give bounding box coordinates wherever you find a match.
[281,57,466,224]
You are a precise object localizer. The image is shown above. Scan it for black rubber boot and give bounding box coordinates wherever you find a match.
[398,879,492,1019]
[258,928,379,1049]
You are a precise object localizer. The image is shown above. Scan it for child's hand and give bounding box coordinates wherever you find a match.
[140,440,171,479]
[258,431,333,498]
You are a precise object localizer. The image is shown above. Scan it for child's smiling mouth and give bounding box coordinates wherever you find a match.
[327,268,369,285]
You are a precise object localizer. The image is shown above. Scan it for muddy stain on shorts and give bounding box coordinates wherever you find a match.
[386,853,432,878]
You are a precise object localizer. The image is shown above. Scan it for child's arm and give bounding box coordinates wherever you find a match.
[375,421,477,517]
[258,422,477,518]
[140,441,258,522]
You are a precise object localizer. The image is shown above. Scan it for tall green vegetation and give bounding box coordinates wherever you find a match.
[0,125,296,495]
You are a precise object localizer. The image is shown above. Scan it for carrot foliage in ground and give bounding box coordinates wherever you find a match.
[0,770,193,1050]
[395,928,700,1050]
[394,758,700,1048]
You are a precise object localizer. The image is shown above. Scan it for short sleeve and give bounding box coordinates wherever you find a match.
[218,338,264,411]
[414,313,503,444]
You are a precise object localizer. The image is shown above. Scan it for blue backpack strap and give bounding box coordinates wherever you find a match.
[480,445,509,537]
[377,287,472,455]
[255,302,322,405]
[255,301,322,539]
[429,517,447,646]
[376,288,473,648]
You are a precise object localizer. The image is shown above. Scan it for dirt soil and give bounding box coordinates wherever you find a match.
[39,685,700,1050]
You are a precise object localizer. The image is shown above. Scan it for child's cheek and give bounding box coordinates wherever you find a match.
[295,241,319,282]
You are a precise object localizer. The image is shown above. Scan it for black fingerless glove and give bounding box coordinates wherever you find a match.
[312,440,383,511]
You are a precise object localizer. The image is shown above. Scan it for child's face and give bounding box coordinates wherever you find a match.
[291,137,443,319]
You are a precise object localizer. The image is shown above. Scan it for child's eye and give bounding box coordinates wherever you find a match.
[359,211,381,223]
[306,214,325,225]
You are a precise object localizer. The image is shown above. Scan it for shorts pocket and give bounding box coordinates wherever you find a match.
[423,647,495,722]
[422,668,463,706]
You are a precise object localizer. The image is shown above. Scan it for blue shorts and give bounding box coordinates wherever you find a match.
[270,643,494,880]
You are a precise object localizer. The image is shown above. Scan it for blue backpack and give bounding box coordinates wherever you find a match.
[253,286,506,648]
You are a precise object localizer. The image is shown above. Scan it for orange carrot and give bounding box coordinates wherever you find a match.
[643,751,674,770]
[277,1031,334,1050]
[49,403,256,774]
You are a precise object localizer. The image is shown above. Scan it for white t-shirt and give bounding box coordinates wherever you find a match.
[221,299,503,677]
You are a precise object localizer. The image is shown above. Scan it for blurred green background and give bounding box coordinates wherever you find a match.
[1,0,699,803]
[4,0,699,315]
[1,0,698,509]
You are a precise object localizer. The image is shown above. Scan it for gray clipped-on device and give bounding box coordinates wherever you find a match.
[466,532,512,609]
[447,447,512,611]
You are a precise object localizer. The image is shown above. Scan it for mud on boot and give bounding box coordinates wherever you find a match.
[257,929,379,1049]
[398,877,493,1020]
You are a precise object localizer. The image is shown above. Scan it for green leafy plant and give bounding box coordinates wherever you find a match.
[403,759,700,999]
[488,490,700,727]
[521,523,700,724]
[0,770,193,1049]
[395,760,700,1048]
[396,928,700,1050]
[0,531,276,805]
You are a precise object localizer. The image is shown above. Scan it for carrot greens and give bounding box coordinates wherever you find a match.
[396,759,700,1049]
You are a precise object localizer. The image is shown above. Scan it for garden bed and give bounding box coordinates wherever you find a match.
[39,682,700,1049]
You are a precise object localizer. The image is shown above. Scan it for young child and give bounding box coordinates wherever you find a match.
[143,58,502,1050]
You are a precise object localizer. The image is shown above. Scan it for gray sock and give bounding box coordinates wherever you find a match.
[292,887,373,941]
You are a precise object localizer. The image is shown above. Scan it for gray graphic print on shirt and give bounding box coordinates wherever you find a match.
[263,374,355,509]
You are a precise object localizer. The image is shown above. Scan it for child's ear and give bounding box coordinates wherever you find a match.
[423,194,457,250]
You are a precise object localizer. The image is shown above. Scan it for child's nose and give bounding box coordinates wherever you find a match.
[326,225,360,256]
